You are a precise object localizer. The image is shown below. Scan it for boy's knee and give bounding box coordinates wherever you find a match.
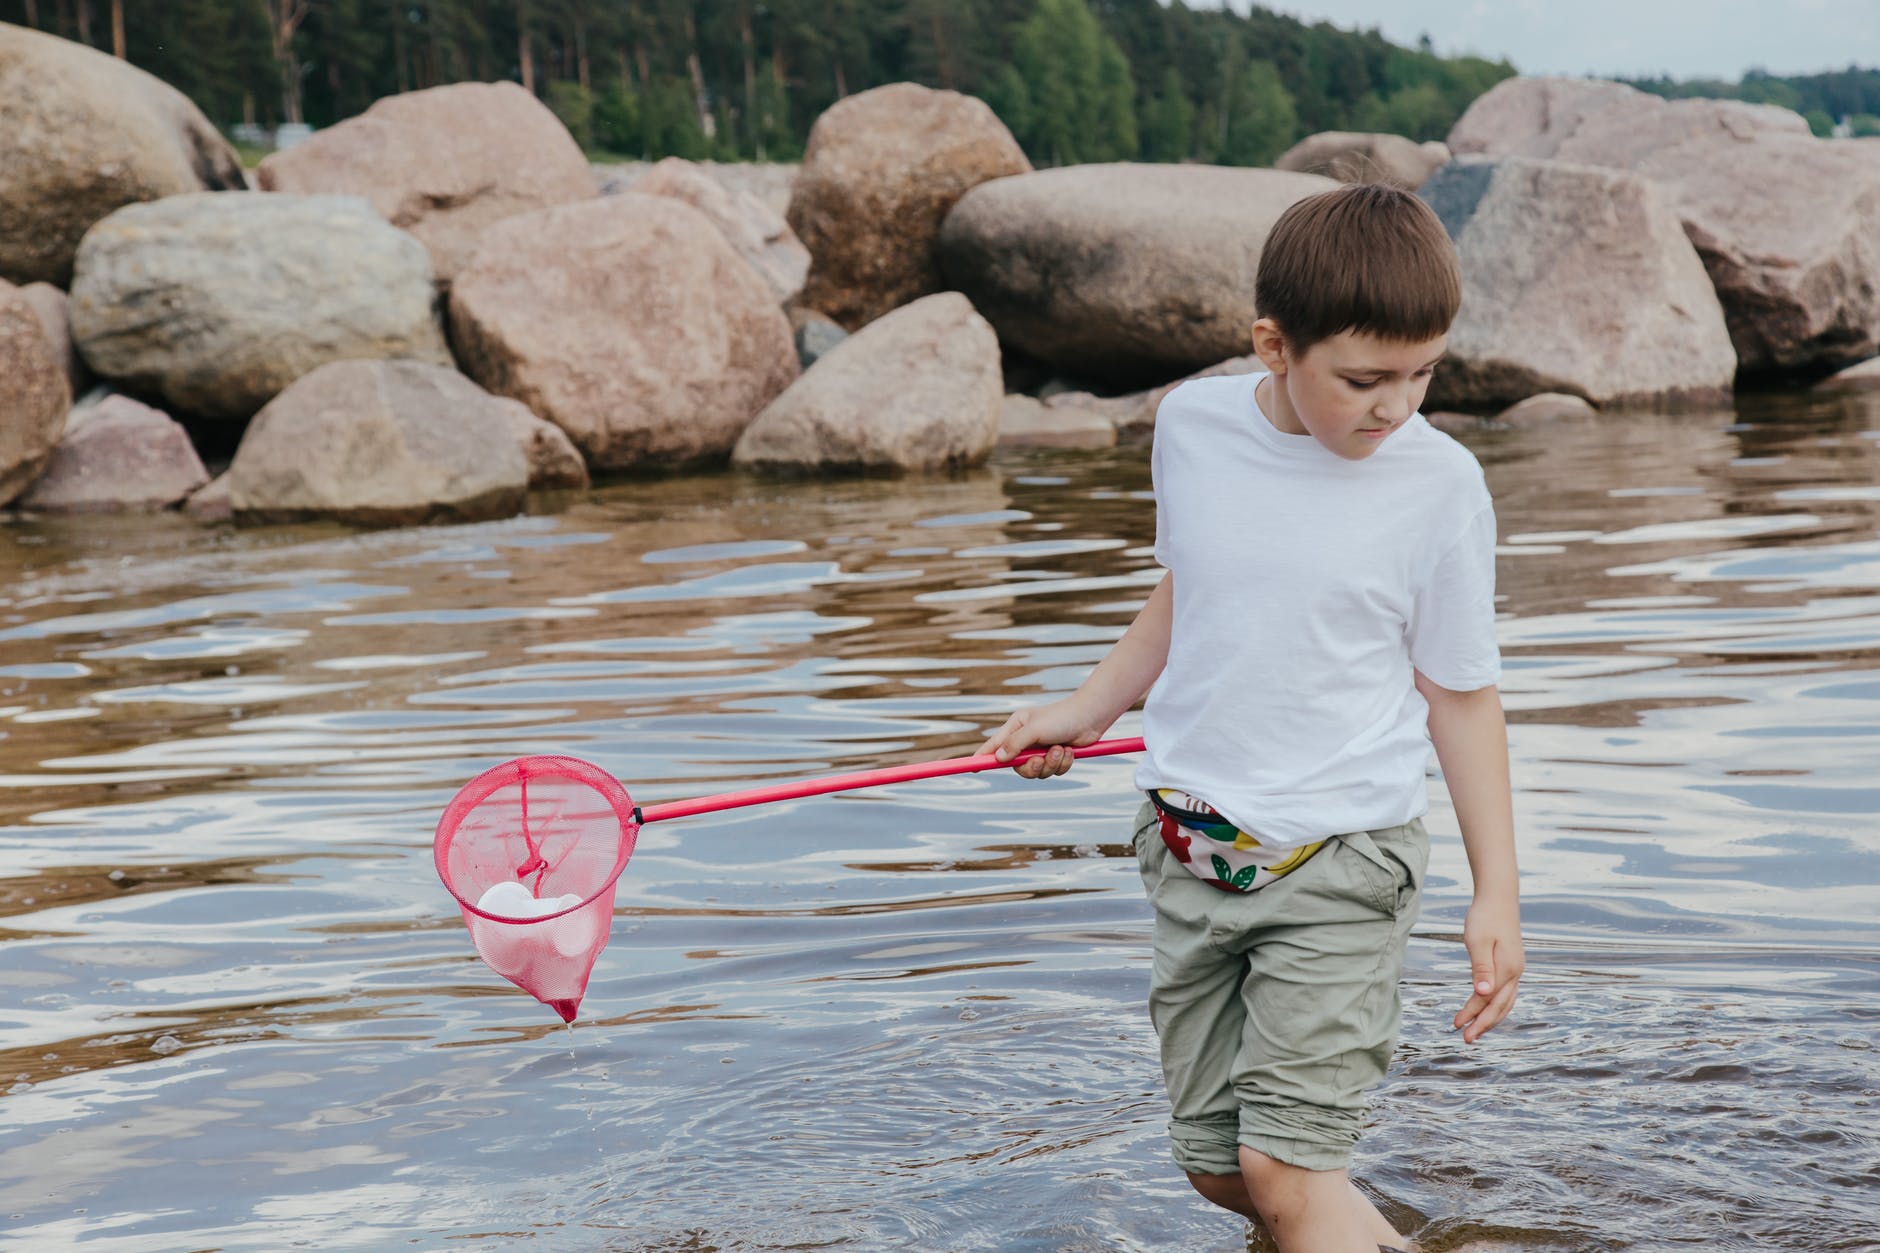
[1238,1144,1346,1208]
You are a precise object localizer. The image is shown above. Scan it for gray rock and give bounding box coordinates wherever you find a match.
[256,81,598,285]
[184,472,233,522]
[450,194,797,471]
[1496,392,1599,423]
[790,308,850,369]
[17,394,208,512]
[0,278,71,506]
[595,160,800,219]
[1041,353,1267,440]
[228,359,528,525]
[1422,156,1736,409]
[1448,76,1880,372]
[790,83,1031,330]
[634,157,810,303]
[1816,356,1880,390]
[69,193,450,420]
[1275,132,1450,189]
[938,164,1338,385]
[735,292,1001,472]
[0,23,245,286]
[998,394,1116,450]
[505,405,590,491]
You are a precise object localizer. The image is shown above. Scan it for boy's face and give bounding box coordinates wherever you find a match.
[1249,322,1448,461]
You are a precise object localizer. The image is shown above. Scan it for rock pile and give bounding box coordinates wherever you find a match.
[6,28,1880,526]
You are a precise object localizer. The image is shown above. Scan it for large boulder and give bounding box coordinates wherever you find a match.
[16,394,208,513]
[630,157,810,303]
[450,194,798,471]
[734,292,1001,472]
[1274,132,1450,189]
[1420,156,1736,409]
[0,278,71,506]
[0,23,245,287]
[256,81,598,285]
[227,359,528,525]
[938,164,1338,385]
[789,83,1031,330]
[68,193,450,420]
[1448,77,1880,373]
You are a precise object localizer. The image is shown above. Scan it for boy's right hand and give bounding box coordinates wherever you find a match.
[978,700,1104,779]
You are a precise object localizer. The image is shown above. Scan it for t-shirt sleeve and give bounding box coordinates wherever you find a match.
[1408,503,1501,691]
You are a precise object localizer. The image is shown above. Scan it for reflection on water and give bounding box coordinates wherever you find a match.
[2,390,1878,1250]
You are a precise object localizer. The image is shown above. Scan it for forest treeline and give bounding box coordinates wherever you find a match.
[1626,66,1880,136]
[0,0,1515,166]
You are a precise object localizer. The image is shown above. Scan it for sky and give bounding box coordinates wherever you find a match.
[1231,1,1880,81]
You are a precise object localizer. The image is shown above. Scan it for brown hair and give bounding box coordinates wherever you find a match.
[1254,183,1460,356]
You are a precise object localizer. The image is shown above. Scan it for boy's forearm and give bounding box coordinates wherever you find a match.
[1419,678,1518,900]
[1070,572,1173,730]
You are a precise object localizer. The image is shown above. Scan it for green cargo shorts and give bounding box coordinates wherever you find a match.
[1132,799,1428,1174]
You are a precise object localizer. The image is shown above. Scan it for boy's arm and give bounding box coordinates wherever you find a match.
[1414,670,1523,1044]
[978,572,1173,778]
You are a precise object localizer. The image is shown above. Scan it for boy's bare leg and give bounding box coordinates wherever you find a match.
[1185,1153,1407,1251]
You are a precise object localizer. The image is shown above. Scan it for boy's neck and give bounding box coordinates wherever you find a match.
[1254,374,1308,437]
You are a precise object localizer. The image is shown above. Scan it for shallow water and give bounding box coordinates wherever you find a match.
[1,390,1877,1252]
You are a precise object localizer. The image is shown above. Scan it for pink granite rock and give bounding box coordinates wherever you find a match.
[790,83,1031,330]
[257,81,597,284]
[0,278,71,506]
[1448,77,1879,372]
[450,194,798,471]
[0,23,244,286]
[17,394,208,513]
[735,293,1001,471]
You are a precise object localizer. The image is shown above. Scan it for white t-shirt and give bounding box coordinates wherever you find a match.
[1134,371,1501,850]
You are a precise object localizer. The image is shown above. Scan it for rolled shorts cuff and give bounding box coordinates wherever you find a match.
[1167,1113,1241,1176]
[1238,1105,1358,1172]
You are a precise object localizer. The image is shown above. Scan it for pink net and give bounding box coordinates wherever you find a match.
[434,756,639,1022]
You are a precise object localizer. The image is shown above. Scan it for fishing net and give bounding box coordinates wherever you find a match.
[434,755,639,1022]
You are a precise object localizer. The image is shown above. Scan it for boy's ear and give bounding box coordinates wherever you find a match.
[1249,318,1289,375]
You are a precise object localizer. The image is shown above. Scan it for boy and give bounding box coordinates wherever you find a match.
[979,184,1522,1253]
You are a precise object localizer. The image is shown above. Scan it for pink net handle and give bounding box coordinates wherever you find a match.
[434,755,639,921]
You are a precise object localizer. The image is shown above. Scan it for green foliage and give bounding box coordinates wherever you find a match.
[1220,59,1297,166]
[1850,113,1880,137]
[1004,0,1139,164]
[1138,67,1195,162]
[1805,108,1836,138]
[592,82,642,157]
[0,0,1525,166]
[546,81,595,149]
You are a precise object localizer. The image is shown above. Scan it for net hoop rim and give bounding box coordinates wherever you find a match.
[433,754,638,922]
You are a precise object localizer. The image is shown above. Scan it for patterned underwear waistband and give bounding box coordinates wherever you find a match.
[1147,788,1325,894]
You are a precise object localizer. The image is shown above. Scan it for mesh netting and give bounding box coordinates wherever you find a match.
[434,755,639,1022]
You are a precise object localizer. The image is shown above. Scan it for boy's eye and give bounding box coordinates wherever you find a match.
[1346,377,1379,390]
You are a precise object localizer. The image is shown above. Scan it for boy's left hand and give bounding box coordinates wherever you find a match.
[1455,896,1523,1043]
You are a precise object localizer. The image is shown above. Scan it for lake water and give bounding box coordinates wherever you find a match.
[1,389,1876,1252]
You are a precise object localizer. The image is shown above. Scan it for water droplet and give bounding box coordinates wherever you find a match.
[958,1008,980,1021]
[150,1035,182,1055]
[107,869,127,882]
